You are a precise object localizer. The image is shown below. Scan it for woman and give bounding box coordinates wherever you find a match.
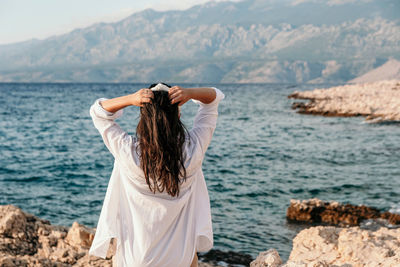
[88,83,224,267]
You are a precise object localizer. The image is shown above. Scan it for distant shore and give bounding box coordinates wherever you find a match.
[1,199,399,266]
[289,80,400,122]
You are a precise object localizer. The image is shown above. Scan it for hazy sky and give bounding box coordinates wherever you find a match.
[0,0,234,45]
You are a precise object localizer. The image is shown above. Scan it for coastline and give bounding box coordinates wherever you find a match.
[251,225,400,267]
[2,82,399,265]
[251,199,400,266]
[289,80,400,122]
[0,204,247,267]
[1,199,399,266]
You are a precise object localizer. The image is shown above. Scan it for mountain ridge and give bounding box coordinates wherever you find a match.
[0,0,399,83]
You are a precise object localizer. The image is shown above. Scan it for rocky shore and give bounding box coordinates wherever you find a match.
[0,205,113,266]
[251,225,400,267]
[287,198,400,226]
[288,80,400,122]
[0,205,249,267]
[1,200,399,266]
[250,198,400,267]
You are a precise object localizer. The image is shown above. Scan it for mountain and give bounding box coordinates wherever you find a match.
[349,59,400,83]
[0,0,399,83]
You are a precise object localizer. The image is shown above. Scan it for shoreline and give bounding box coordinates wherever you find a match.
[288,80,400,122]
[0,204,251,267]
[1,199,399,266]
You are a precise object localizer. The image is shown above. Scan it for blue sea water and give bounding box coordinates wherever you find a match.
[0,83,399,260]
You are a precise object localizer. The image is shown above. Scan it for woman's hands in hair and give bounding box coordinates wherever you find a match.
[131,88,154,107]
[169,86,217,105]
[98,88,153,113]
[169,86,191,106]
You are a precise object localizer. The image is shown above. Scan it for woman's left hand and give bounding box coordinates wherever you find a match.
[169,86,191,106]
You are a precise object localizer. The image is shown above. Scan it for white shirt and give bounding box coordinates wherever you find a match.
[88,88,224,267]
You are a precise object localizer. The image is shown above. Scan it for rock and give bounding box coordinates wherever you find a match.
[0,257,16,267]
[0,205,113,266]
[0,205,225,266]
[2,203,400,266]
[287,226,341,265]
[287,198,400,226]
[282,199,400,265]
[198,248,254,266]
[286,226,400,266]
[288,80,400,122]
[66,222,95,248]
[0,205,40,256]
[250,249,282,267]
[0,205,27,238]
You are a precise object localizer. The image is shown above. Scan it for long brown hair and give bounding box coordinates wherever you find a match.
[136,83,188,197]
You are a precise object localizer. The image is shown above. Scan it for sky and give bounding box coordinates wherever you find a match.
[0,0,236,45]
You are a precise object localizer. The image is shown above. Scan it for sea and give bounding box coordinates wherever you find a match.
[1,83,399,262]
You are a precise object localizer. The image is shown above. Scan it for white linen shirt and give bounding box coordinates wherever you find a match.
[88,88,224,267]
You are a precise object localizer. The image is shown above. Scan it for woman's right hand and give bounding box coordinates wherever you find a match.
[169,86,192,106]
[131,88,154,107]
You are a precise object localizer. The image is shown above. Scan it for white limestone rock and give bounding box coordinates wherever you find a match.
[250,249,283,267]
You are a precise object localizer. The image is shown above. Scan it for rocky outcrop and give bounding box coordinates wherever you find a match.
[0,205,113,266]
[248,198,400,266]
[0,205,234,266]
[251,226,400,267]
[3,201,400,267]
[288,226,400,266]
[250,249,282,267]
[287,198,400,226]
[288,80,400,122]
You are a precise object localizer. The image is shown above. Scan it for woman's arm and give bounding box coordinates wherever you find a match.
[100,88,154,113]
[187,87,224,154]
[169,86,216,106]
[101,86,216,113]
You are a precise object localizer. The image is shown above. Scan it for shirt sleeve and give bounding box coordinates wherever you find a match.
[89,98,135,163]
[189,88,225,155]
